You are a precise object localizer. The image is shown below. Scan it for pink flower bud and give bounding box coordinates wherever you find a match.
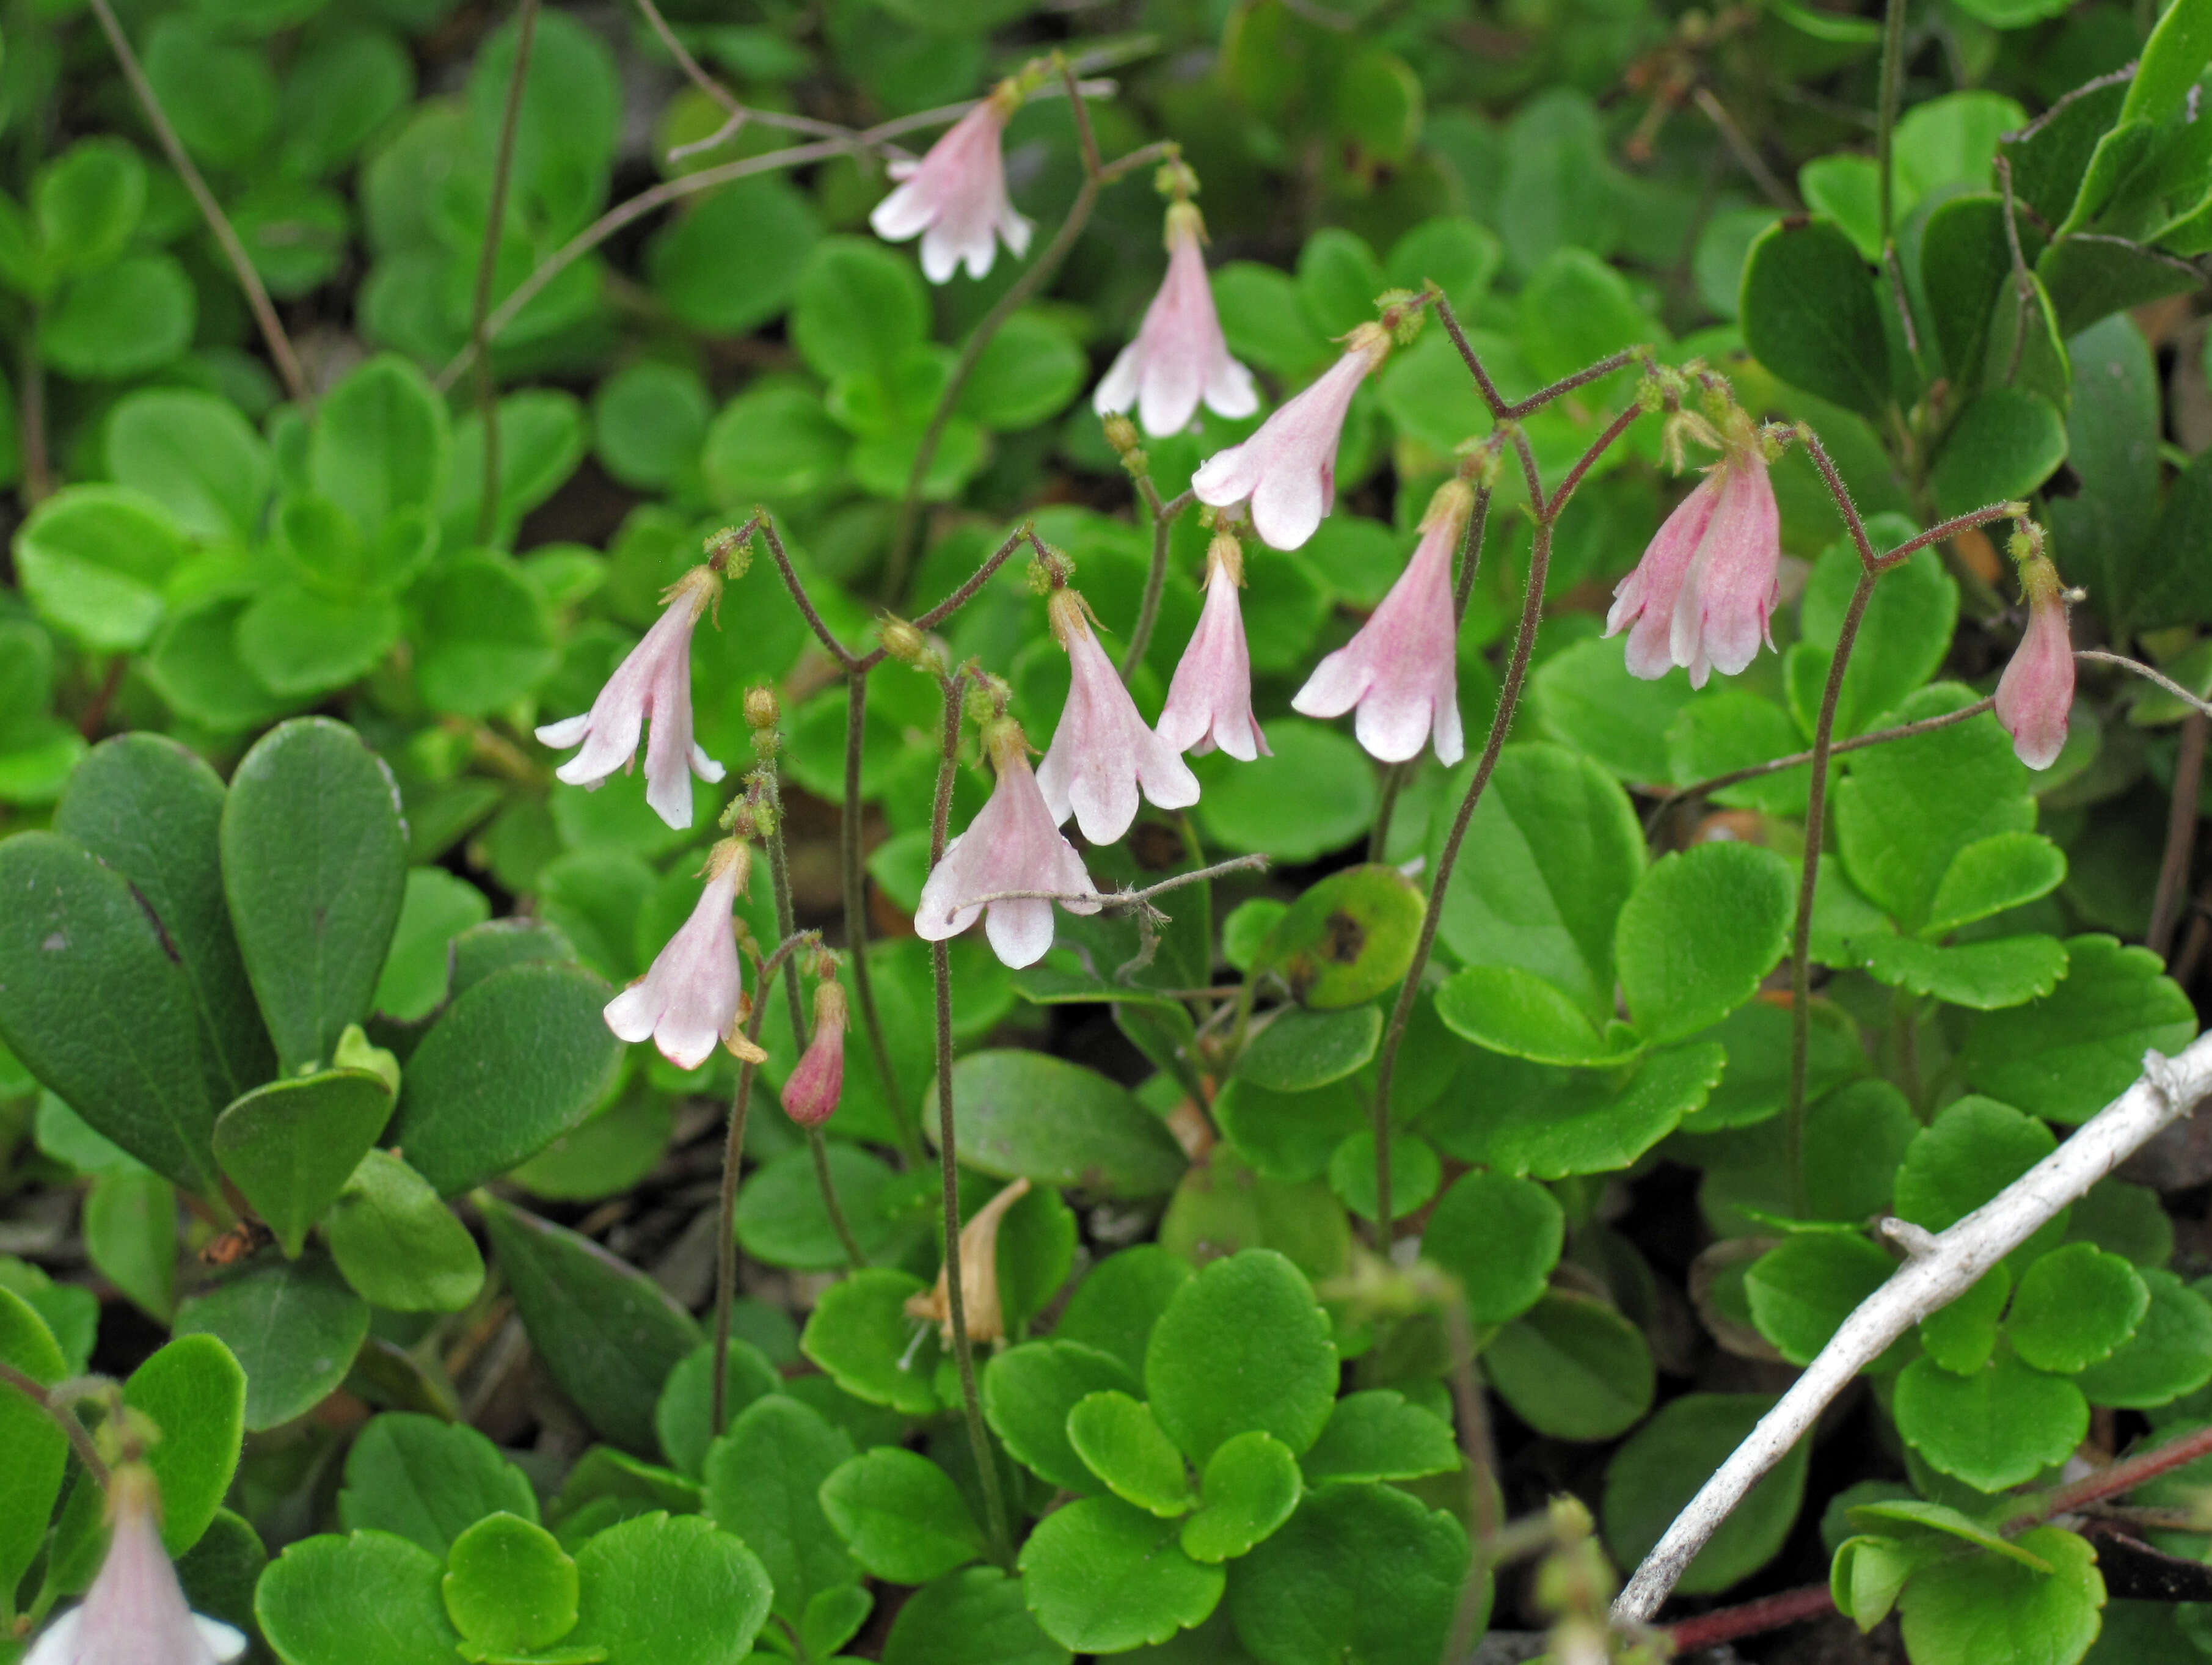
[781,981,847,1128]
[1158,534,1270,762]
[1093,203,1258,439]
[604,840,750,1069]
[869,85,1032,284]
[1995,560,2074,770]
[1035,589,1201,843]
[916,718,1101,969]
[1189,325,1389,551]
[1605,448,1781,688]
[25,1464,245,1665]
[535,566,726,829]
[1291,479,1469,765]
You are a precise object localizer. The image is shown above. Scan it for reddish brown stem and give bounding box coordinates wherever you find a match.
[1665,1583,1836,1652]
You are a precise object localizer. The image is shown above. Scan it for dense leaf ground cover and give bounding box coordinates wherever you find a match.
[4,0,2212,1661]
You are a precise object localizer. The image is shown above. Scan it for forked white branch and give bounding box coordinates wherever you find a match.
[1613,1032,2212,1626]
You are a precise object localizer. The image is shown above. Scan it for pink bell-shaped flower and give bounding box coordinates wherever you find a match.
[1093,202,1258,439]
[536,564,725,829]
[25,1463,246,1665]
[869,81,1032,284]
[781,980,847,1129]
[917,716,1101,968]
[1158,532,1269,762]
[1293,478,1470,766]
[1035,587,1202,843]
[1190,323,1390,551]
[1606,443,1781,688]
[1995,557,2074,770]
[604,839,754,1070]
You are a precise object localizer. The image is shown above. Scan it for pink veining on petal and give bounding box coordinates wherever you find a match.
[604,851,744,1070]
[914,740,1100,971]
[1191,331,1385,551]
[27,1466,245,1665]
[1093,207,1258,439]
[1668,451,1781,688]
[1605,471,1722,682]
[1995,570,2074,771]
[1291,483,1466,765]
[1035,600,1201,843]
[535,570,725,830]
[869,94,1031,285]
[1158,542,1271,763]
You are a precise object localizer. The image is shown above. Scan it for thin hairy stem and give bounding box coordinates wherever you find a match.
[839,667,919,1161]
[1450,486,1492,627]
[759,515,861,669]
[1875,501,2022,569]
[2078,648,2212,720]
[852,526,1031,674]
[472,0,541,547]
[1121,484,1195,677]
[2150,709,2205,958]
[924,668,1013,1567]
[17,327,48,504]
[1795,428,1878,567]
[1433,297,1641,421]
[87,0,309,406]
[1877,0,1907,243]
[0,1360,110,1488]
[1367,765,1408,863]
[806,1125,866,1272]
[954,853,1268,911]
[1693,86,1795,208]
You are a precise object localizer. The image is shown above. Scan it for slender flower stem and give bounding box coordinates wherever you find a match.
[1450,486,1492,627]
[805,1126,865,1272]
[852,525,1030,674]
[2150,709,2206,958]
[759,516,861,670]
[1876,0,1908,245]
[0,1360,110,1488]
[951,853,1268,911]
[1433,297,1641,423]
[17,326,49,505]
[840,666,918,1162]
[1367,765,1408,864]
[1795,428,1877,566]
[2078,648,2212,720]
[86,0,309,406]
[1875,501,2022,569]
[471,0,541,547]
[1121,485,1195,678]
[925,667,1013,1568]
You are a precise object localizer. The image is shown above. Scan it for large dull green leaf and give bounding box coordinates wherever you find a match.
[933,1051,1188,1199]
[174,1257,367,1430]
[213,1068,393,1258]
[1742,217,1891,420]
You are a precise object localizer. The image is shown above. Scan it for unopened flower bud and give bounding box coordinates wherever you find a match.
[1102,412,1141,457]
[781,982,848,1128]
[1995,555,2073,771]
[744,685,779,731]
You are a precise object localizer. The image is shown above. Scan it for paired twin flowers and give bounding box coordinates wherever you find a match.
[531,77,2079,1088]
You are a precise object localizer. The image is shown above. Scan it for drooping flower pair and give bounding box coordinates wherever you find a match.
[25,1463,244,1665]
[1606,436,1782,688]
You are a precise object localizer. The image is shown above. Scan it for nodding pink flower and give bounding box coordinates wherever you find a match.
[25,1463,246,1665]
[1158,533,1269,762]
[1292,479,1469,765]
[1190,323,1390,551]
[916,718,1101,969]
[1035,588,1202,843]
[536,565,725,829]
[604,840,758,1070]
[1995,559,2074,770]
[1093,203,1258,439]
[781,980,847,1129]
[869,82,1032,284]
[1605,445,1781,688]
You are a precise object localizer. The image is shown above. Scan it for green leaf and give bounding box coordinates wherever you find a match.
[1795,533,1960,741]
[1299,1391,1459,1486]
[2064,1179,2173,1269]
[1433,964,1629,1067]
[13,485,184,652]
[1483,1291,1654,1441]
[40,255,195,379]
[1849,934,2071,1010]
[1298,228,1388,338]
[106,387,273,544]
[959,311,1086,431]
[1225,1482,1470,1665]
[442,1512,579,1656]
[1930,388,2069,519]
[1068,1391,1194,1517]
[1745,1234,1897,1367]
[83,1170,177,1319]
[933,1051,1188,1199]
[2075,1270,2212,1408]
[803,1269,946,1417]
[338,1413,538,1556]
[0,1286,69,1602]
[174,1257,367,1430]
[1216,261,1333,377]
[1893,1352,2089,1490]
[882,1566,1068,1665]
[389,964,621,1194]
[1964,936,2197,1123]
[1019,1495,1226,1653]
[647,176,817,337]
[256,1531,464,1665]
[1387,217,1500,317]
[653,1340,785,1479]
[1925,832,2070,937]
[1921,1267,2012,1374]
[1895,1096,2062,1240]
[479,1195,700,1454]
[310,354,450,540]
[792,236,929,382]
[278,26,413,179]
[1054,1247,1192,1380]
[593,362,709,494]
[1237,1005,1383,1093]
[2125,0,2212,125]
[567,1512,770,1665]
[1181,1431,1302,1564]
[411,553,557,716]
[1899,1525,2106,1665]
[1256,865,1424,1010]
[1158,1149,1352,1285]
[325,1150,486,1313]
[703,1395,858,1623]
[0,832,222,1192]
[984,1341,1138,1492]
[1663,690,1808,815]
[2009,1244,2150,1373]
[1429,743,1643,1024]
[1604,1394,1810,1595]
[1194,720,1379,863]
[1533,635,1699,785]
[736,1142,923,1271]
[820,1446,984,1583]
[173,1507,266,1645]
[371,867,492,1022]
[441,392,589,554]
[235,581,402,699]
[1422,1170,1563,1325]
[1615,842,1795,1044]
[1147,1250,1338,1463]
[1428,1041,1725,1178]
[34,137,143,277]
[1327,1129,1440,1222]
[221,718,407,1074]
[213,1068,393,1258]
[1742,217,1890,420]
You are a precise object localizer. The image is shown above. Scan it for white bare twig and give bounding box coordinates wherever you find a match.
[1613,1033,2212,1626]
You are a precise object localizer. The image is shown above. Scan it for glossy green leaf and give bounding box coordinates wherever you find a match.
[984,1340,1137,1492]
[802,1268,946,1417]
[1964,936,2196,1123]
[568,1511,772,1665]
[820,1446,985,1583]
[1068,1391,1194,1517]
[338,1413,538,1556]
[0,1286,68,1601]
[1238,1005,1383,1093]
[2008,1244,2149,1373]
[2075,1270,2212,1408]
[654,1339,786,1479]
[1018,1495,1225,1654]
[106,387,273,544]
[1893,1352,2088,1490]
[442,1512,579,1656]
[1924,832,2070,937]
[1146,1250,1337,1463]
[1181,1430,1302,1564]
[1054,1247,1192,1380]
[1930,388,2068,519]
[1899,1525,2105,1665]
[1920,1266,2012,1374]
[12,486,183,652]
[880,1566,1068,1665]
[1422,1170,1563,1325]
[1299,1391,1459,1486]
[1745,1234,1897,1367]
[1615,842,1795,1044]
[256,1531,463,1665]
[1742,217,1889,420]
[1850,934,2071,1011]
[1257,865,1424,1010]
[324,1150,486,1313]
[1225,1482,1470,1665]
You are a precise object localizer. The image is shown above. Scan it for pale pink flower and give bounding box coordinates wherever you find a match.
[1158,533,1269,762]
[1293,479,1469,765]
[869,84,1032,284]
[1035,589,1202,843]
[1191,324,1389,551]
[1605,471,1720,681]
[1607,448,1781,688]
[604,840,752,1070]
[1093,203,1258,438]
[535,565,725,829]
[781,980,847,1129]
[916,718,1101,969]
[1995,559,2074,770]
[26,1465,246,1665]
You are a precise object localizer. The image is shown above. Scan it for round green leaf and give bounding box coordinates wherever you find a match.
[1894,1096,2062,1244]
[1145,1250,1337,1463]
[790,236,928,382]
[933,1051,1188,1199]
[569,1512,773,1665]
[736,1141,921,1270]
[14,485,184,652]
[802,1268,946,1417]
[880,1566,1068,1665]
[0,1287,70,1601]
[648,177,819,337]
[982,1340,1137,1492]
[213,1068,394,1258]
[144,17,277,169]
[35,137,145,277]
[1225,1482,1470,1665]
[256,1531,464,1665]
[325,1150,487,1314]
[1930,388,2069,520]
[1899,1525,2104,1665]
[1194,720,1379,862]
[1053,1246,1192,1380]
[443,1512,579,1655]
[1238,1005,1383,1094]
[958,311,1086,431]
[337,1413,539,1556]
[1964,936,2196,1124]
[1255,865,1425,1011]
[1423,1170,1564,1325]
[1181,1430,1302,1564]
[40,255,195,379]
[1298,1391,1460,1487]
[1740,217,1889,420]
[2076,1270,2212,1408]
[411,553,557,716]
[1067,1391,1194,1517]
[2008,1244,2150,1374]
[1893,1352,2089,1490]
[702,385,850,504]
[702,1396,858,1624]
[1604,1394,1810,1595]
[654,1339,786,1479]
[1017,1495,1225,1653]
[593,361,710,493]
[819,1446,985,1583]
[1615,841,1795,1044]
[106,388,274,546]
[1483,1291,1654,1441]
